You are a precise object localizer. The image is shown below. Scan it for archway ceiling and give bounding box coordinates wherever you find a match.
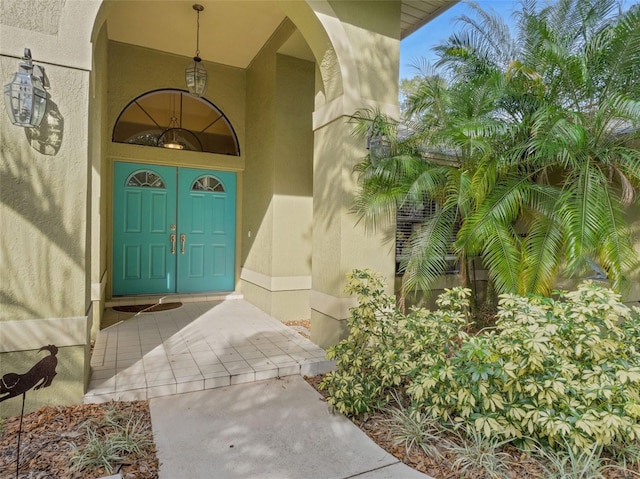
[105,0,456,69]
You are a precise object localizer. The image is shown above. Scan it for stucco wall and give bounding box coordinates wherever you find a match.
[88,20,110,338]
[626,201,640,303]
[0,345,86,418]
[0,54,92,412]
[273,54,315,279]
[0,0,100,417]
[1,61,91,322]
[0,0,99,71]
[327,0,400,106]
[241,21,315,321]
[307,1,400,347]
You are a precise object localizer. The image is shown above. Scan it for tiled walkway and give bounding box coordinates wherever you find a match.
[84,299,333,403]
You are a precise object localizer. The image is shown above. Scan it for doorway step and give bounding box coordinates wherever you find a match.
[85,299,333,404]
[106,291,242,308]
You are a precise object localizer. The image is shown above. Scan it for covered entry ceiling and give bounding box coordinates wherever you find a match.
[105,0,457,68]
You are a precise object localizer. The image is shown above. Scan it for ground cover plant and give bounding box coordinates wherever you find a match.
[321,269,640,477]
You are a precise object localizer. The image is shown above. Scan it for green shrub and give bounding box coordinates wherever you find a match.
[322,269,640,453]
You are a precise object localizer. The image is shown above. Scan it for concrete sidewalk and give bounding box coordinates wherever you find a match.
[150,375,433,479]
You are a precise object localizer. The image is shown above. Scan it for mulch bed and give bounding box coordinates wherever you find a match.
[0,401,157,479]
[283,319,311,339]
[304,375,640,479]
[4,377,639,478]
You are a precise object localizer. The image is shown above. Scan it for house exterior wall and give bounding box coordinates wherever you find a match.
[0,0,404,415]
[626,202,640,304]
[328,0,401,106]
[306,1,399,347]
[106,42,247,170]
[0,0,100,417]
[89,20,109,342]
[241,20,315,321]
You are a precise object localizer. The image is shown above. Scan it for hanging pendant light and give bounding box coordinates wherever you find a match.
[162,116,184,150]
[160,92,184,149]
[185,4,207,97]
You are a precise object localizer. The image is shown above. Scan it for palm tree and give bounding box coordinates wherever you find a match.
[353,0,640,301]
[352,69,503,303]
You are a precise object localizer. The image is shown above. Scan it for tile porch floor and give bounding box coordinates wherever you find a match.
[84,297,333,403]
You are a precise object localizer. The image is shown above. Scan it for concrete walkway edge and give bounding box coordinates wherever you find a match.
[150,375,433,479]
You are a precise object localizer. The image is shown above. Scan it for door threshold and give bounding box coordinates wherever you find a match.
[106,291,242,308]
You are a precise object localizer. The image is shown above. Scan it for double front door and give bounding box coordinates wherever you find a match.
[113,162,236,295]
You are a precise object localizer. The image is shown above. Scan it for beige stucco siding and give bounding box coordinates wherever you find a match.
[0,58,90,322]
[0,0,97,417]
[328,0,401,106]
[0,0,99,71]
[89,21,110,338]
[242,20,315,321]
[273,54,314,279]
[307,1,399,347]
[0,346,86,418]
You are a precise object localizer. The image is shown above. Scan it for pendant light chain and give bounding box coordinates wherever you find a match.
[195,7,201,59]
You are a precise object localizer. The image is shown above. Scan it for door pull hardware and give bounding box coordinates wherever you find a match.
[180,234,186,254]
[170,234,176,255]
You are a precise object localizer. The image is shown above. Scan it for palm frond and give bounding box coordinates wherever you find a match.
[519,210,564,296]
[478,218,522,294]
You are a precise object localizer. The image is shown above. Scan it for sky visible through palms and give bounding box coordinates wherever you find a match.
[399,0,637,80]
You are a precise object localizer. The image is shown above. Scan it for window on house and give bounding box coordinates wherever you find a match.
[396,200,460,275]
[112,89,240,155]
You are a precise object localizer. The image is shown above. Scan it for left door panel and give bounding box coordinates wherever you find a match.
[113,162,177,295]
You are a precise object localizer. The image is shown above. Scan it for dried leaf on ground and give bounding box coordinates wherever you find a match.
[0,400,158,479]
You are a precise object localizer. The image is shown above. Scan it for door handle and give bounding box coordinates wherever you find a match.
[180,234,186,254]
[170,234,176,255]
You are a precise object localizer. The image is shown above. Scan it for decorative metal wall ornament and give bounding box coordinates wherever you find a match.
[185,4,207,97]
[3,48,48,128]
[1,345,59,478]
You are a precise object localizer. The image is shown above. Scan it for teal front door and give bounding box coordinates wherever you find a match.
[177,168,236,293]
[113,162,236,295]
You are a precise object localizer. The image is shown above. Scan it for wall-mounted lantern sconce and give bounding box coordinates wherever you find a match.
[3,48,48,128]
[366,126,391,165]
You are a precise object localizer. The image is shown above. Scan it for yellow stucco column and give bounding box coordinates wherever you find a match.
[310,105,396,348]
[300,0,401,348]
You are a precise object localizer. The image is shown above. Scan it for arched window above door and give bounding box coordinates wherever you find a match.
[112,89,240,155]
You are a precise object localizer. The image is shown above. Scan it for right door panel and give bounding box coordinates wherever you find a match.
[177,168,236,293]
